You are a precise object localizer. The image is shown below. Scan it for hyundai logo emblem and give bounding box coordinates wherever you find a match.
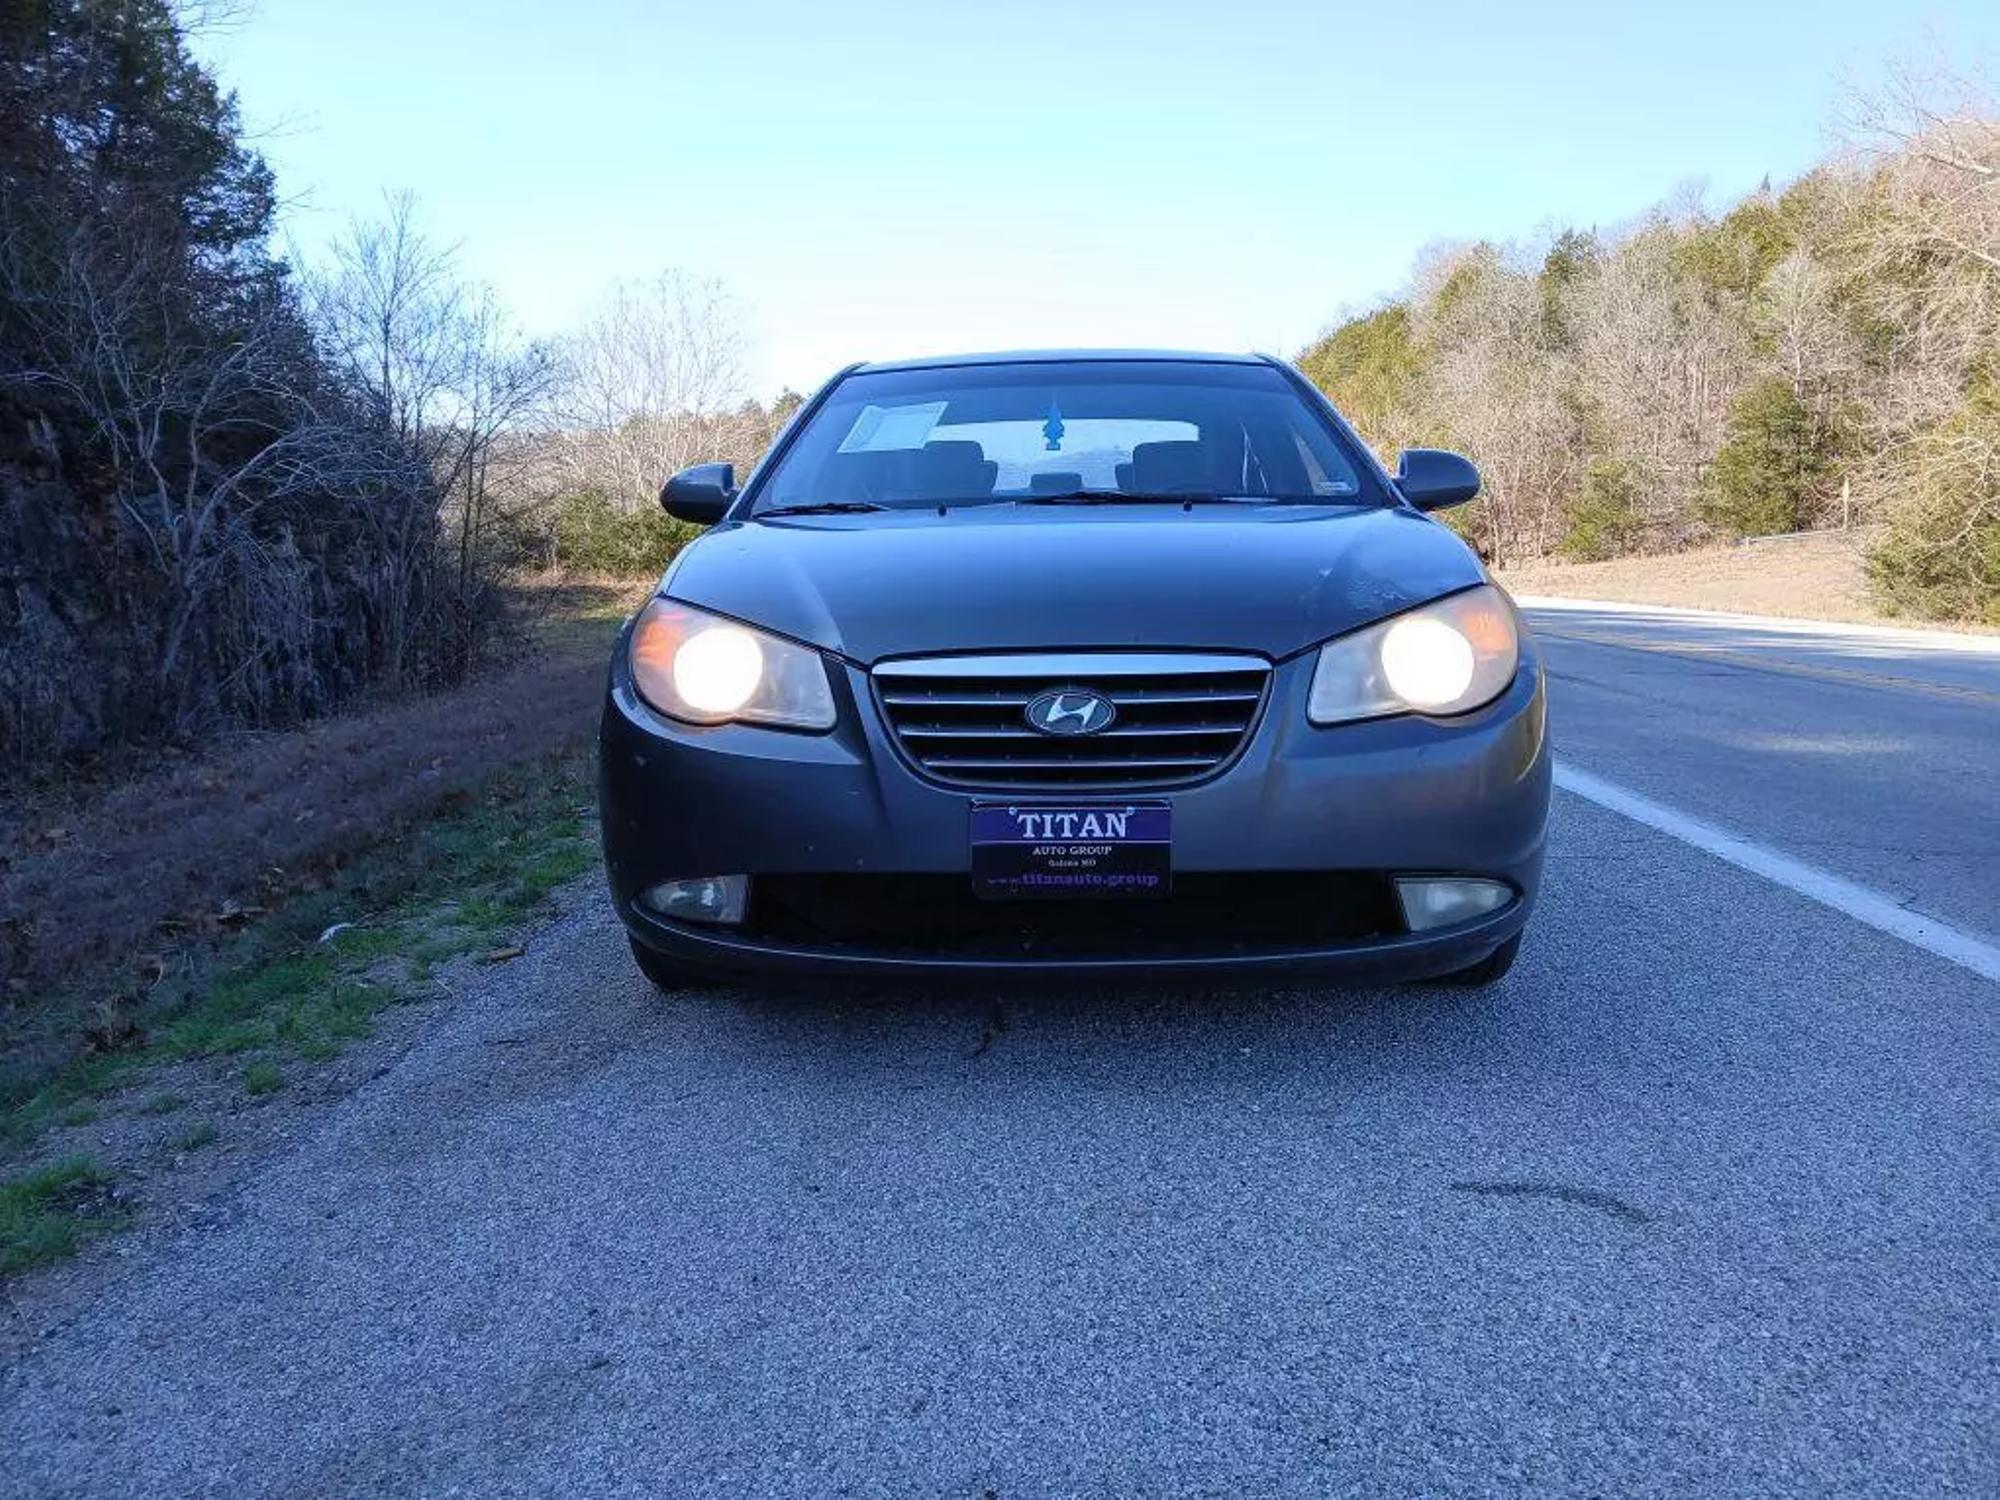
[1024,688,1117,736]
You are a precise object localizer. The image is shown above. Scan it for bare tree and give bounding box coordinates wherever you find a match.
[0,217,430,726]
[1758,249,1855,400]
[1833,56,2000,613]
[1413,243,1584,563]
[309,195,557,653]
[445,286,557,595]
[309,195,472,466]
[551,270,751,509]
[1835,60,2000,430]
[1568,220,1751,542]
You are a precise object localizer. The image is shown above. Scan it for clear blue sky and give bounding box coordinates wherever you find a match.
[198,1,1995,396]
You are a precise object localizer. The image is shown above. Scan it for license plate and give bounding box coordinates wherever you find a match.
[970,802,1170,900]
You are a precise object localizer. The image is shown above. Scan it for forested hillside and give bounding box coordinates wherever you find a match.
[0,2,792,776]
[1296,71,2000,624]
[0,1,523,772]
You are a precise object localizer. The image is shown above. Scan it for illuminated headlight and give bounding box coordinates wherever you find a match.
[629,598,836,730]
[1307,585,1519,724]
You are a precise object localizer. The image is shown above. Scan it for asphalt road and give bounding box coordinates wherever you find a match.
[5,602,1997,1497]
[1526,599,2000,938]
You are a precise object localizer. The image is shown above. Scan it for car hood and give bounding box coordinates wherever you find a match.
[662,503,1486,663]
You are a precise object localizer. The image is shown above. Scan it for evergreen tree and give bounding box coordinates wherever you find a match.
[1562,459,1648,560]
[1295,303,1420,446]
[1701,377,1841,537]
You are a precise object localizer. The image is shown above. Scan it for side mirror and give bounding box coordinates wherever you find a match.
[1396,449,1480,512]
[660,462,736,524]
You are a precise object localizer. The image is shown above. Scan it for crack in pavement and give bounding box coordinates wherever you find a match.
[1448,1179,1657,1225]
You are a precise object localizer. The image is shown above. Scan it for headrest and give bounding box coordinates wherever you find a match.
[823,447,911,501]
[913,440,997,496]
[1029,471,1086,495]
[921,440,986,468]
[1130,441,1213,495]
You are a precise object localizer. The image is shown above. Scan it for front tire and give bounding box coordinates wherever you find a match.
[1437,932,1522,987]
[627,934,714,993]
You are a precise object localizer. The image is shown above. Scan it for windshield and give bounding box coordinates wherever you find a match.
[750,360,1380,513]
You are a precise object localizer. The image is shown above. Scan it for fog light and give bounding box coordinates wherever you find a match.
[1396,877,1512,932]
[641,875,749,925]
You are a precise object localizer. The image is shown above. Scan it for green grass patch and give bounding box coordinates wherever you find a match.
[2,750,598,1182]
[525,579,648,654]
[325,925,406,964]
[0,1157,124,1275]
[168,1119,218,1153]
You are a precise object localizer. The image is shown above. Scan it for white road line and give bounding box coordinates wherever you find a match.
[1553,761,2000,985]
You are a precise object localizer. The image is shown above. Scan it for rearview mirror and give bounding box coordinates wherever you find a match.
[1396,449,1480,512]
[660,462,736,524]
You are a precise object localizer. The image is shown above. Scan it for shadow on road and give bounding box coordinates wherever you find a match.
[677,967,1506,1095]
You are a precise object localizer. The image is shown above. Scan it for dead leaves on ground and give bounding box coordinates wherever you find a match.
[82,997,145,1055]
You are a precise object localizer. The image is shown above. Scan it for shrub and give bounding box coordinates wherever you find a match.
[550,491,698,577]
[1701,377,1843,538]
[1561,458,1649,561]
[1867,408,2000,625]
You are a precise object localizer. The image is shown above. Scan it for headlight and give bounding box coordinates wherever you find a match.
[1307,585,1518,724]
[629,598,836,730]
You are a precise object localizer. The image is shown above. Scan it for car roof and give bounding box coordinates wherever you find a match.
[851,348,1275,374]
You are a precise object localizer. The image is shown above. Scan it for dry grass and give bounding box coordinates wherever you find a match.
[0,740,609,1274]
[1496,532,1892,625]
[0,580,647,1090]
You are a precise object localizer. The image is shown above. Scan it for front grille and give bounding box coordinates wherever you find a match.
[873,652,1270,788]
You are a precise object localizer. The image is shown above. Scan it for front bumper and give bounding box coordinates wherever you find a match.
[599,636,1550,983]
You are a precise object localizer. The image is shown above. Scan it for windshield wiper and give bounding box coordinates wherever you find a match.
[1016,490,1238,506]
[757,500,891,517]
